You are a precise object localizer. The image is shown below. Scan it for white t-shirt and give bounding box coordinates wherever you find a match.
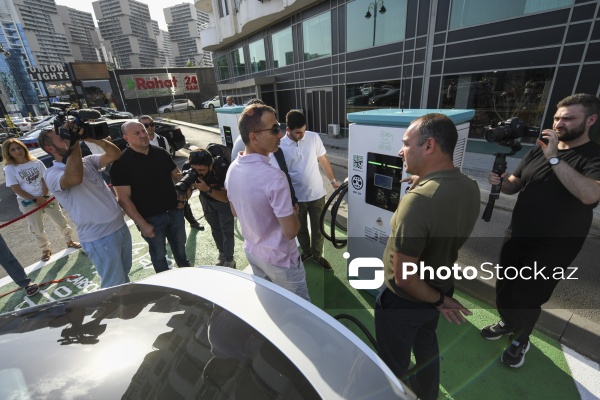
[4,159,46,199]
[279,130,327,202]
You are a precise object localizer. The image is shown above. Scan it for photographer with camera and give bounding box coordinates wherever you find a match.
[110,121,191,273]
[38,121,132,289]
[181,149,235,268]
[481,93,600,369]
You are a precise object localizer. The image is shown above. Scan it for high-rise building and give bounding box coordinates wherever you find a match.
[93,0,159,69]
[164,3,212,67]
[57,5,103,63]
[12,0,74,65]
[0,0,42,116]
[151,20,174,68]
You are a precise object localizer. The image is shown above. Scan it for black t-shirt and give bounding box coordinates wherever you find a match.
[511,141,600,248]
[110,145,178,218]
[183,157,229,203]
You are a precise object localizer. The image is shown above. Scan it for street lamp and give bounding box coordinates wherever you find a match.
[364,0,387,47]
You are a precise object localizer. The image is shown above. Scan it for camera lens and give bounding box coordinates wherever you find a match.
[484,125,511,143]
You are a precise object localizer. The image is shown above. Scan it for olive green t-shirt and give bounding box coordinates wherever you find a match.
[383,168,480,301]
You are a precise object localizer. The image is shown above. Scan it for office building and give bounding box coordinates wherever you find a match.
[195,0,599,142]
[165,3,212,67]
[93,0,159,69]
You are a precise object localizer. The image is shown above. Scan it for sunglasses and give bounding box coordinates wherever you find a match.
[189,150,213,162]
[255,123,281,135]
[143,122,155,128]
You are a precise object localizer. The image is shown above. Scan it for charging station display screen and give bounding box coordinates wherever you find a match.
[374,174,393,190]
[365,152,403,211]
[223,126,233,148]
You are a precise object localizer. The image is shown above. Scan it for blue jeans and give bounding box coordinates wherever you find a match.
[0,234,31,288]
[81,225,132,289]
[144,208,190,273]
[200,196,235,262]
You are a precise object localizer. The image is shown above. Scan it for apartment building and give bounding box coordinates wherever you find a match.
[165,2,212,67]
[57,6,103,63]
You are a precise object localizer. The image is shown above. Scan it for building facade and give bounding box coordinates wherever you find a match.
[57,6,103,63]
[196,0,600,143]
[93,0,159,69]
[152,21,175,68]
[165,3,212,67]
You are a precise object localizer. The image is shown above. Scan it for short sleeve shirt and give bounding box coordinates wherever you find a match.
[4,159,46,198]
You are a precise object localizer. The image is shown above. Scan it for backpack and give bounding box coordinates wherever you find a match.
[206,143,232,165]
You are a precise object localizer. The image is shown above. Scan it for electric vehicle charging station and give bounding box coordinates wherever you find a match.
[215,106,246,149]
[345,109,475,291]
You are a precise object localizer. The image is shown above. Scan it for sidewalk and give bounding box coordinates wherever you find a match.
[181,121,600,363]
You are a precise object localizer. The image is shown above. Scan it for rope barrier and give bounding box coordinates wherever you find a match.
[0,274,79,299]
[0,196,57,230]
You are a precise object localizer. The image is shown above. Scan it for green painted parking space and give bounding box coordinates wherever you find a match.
[0,200,581,399]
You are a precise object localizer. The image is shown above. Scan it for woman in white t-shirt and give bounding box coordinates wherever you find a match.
[2,139,80,262]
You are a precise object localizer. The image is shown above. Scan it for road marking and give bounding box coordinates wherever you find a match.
[563,344,600,399]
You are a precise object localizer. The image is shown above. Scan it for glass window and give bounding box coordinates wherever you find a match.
[231,48,246,77]
[216,54,229,80]
[345,81,400,115]
[272,27,293,68]
[303,12,331,61]
[218,0,229,18]
[439,68,554,140]
[346,0,407,51]
[450,0,572,30]
[249,39,266,73]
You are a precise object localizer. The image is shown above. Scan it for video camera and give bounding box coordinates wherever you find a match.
[484,117,540,145]
[174,169,198,195]
[50,103,109,141]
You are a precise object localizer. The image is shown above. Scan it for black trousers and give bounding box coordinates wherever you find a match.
[496,238,578,343]
[375,288,441,400]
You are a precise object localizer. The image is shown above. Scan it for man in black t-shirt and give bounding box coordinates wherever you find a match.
[110,121,191,273]
[184,149,235,268]
[482,94,600,369]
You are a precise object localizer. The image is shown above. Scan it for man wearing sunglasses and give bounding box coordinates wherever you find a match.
[110,121,191,273]
[184,149,235,268]
[225,104,310,301]
[279,110,339,271]
[139,115,170,155]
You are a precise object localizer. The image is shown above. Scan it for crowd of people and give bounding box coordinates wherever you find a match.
[1,94,599,399]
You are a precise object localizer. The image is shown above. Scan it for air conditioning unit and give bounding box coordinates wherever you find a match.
[328,123,340,137]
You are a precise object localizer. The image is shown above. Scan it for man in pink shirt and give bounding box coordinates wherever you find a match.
[225,104,310,301]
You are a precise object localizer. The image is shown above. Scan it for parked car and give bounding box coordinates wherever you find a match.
[158,99,196,113]
[91,106,134,119]
[369,89,401,106]
[30,118,186,168]
[30,115,56,129]
[19,127,44,149]
[202,96,221,109]
[10,118,32,133]
[0,268,415,399]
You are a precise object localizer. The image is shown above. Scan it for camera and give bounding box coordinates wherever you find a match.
[484,118,540,144]
[51,105,109,141]
[175,169,198,195]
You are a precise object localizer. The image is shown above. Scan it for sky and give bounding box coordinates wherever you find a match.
[55,0,195,31]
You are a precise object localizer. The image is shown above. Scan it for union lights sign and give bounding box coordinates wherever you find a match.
[121,73,200,99]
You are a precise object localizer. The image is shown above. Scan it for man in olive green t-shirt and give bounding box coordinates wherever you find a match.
[375,113,480,400]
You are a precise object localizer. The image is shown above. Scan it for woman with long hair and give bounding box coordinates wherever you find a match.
[2,138,80,262]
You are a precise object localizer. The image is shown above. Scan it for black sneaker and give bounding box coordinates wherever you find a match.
[480,320,513,340]
[501,339,530,368]
[190,223,204,231]
[314,256,333,272]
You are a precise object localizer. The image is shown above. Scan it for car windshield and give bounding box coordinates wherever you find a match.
[0,284,320,399]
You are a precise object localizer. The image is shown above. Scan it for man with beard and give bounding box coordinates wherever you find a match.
[38,126,132,288]
[482,93,600,368]
[184,149,236,268]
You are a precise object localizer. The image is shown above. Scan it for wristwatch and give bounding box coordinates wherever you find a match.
[431,291,445,307]
[548,156,561,166]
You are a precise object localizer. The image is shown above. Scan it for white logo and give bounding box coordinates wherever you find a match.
[348,258,384,289]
